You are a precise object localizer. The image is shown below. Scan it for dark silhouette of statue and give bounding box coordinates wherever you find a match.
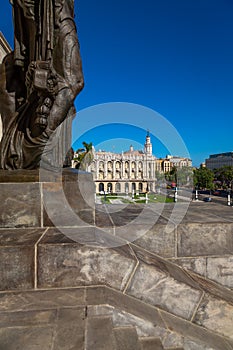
[0,0,84,169]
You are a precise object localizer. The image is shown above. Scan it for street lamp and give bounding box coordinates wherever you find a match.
[174,187,178,202]
[227,188,231,206]
[195,186,199,201]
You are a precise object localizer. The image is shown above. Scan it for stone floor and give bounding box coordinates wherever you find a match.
[0,201,233,349]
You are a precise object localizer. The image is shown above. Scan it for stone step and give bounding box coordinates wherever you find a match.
[113,326,141,350]
[86,316,117,350]
[139,337,164,350]
[1,226,233,349]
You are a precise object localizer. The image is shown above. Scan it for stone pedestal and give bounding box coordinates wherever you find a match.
[0,168,95,228]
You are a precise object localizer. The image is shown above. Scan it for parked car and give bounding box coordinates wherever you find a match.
[203,197,212,202]
[213,191,220,195]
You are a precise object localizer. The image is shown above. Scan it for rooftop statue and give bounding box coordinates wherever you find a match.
[0,0,84,169]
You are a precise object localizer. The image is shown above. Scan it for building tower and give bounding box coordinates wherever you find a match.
[144,131,152,156]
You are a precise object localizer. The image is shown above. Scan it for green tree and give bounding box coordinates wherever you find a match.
[165,166,193,187]
[74,142,93,171]
[193,167,214,190]
[214,166,233,189]
[177,167,193,186]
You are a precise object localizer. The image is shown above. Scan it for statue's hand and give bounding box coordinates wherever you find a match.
[34,97,53,130]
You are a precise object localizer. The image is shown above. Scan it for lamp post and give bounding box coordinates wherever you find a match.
[227,189,231,206]
[174,187,178,202]
[195,186,199,201]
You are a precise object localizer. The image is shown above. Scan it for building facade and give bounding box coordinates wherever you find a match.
[206,152,233,170]
[73,134,192,194]
[0,32,11,141]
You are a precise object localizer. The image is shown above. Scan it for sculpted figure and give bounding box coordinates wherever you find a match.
[0,0,84,169]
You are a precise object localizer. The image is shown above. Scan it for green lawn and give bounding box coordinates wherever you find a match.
[98,193,175,204]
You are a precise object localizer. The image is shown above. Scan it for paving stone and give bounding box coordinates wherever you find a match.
[40,225,125,248]
[114,327,141,350]
[52,307,85,350]
[140,337,164,350]
[177,223,233,257]
[38,231,136,289]
[194,295,233,340]
[0,288,85,312]
[88,304,161,338]
[172,257,207,277]
[127,262,202,320]
[86,286,166,329]
[133,223,176,258]
[158,202,233,224]
[95,208,115,228]
[183,339,216,350]
[0,309,57,327]
[162,331,184,348]
[160,309,233,350]
[0,326,54,350]
[206,256,233,288]
[86,316,117,350]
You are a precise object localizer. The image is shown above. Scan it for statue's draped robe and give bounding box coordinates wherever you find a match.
[0,0,83,169]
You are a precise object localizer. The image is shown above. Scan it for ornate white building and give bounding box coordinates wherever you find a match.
[80,133,192,194]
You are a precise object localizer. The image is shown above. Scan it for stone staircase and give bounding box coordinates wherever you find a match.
[86,316,174,350]
[0,286,214,349]
[1,174,233,350]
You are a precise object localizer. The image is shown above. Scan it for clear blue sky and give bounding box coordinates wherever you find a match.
[1,0,233,166]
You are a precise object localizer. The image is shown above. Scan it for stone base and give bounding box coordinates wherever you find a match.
[1,184,233,349]
[0,168,95,228]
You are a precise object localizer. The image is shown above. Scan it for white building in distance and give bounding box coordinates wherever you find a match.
[74,133,192,194]
[206,152,233,170]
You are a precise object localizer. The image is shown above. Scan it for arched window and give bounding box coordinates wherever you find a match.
[115,182,121,193]
[107,183,113,193]
[116,161,121,170]
[99,183,104,193]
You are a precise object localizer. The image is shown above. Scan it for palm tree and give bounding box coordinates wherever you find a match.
[74,142,93,171]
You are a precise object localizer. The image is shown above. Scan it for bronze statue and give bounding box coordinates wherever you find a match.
[0,0,84,169]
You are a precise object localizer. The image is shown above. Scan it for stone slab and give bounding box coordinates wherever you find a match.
[0,288,85,312]
[140,337,163,350]
[133,223,176,258]
[0,169,95,228]
[0,326,55,350]
[86,286,166,329]
[43,179,95,227]
[126,261,202,320]
[86,316,117,350]
[37,229,137,289]
[177,223,233,257]
[0,228,45,290]
[154,202,233,224]
[0,305,85,350]
[131,244,233,307]
[194,295,233,340]
[52,307,85,350]
[206,256,233,288]
[114,327,141,350]
[172,257,207,277]
[160,309,233,350]
[0,183,41,228]
[88,305,162,338]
